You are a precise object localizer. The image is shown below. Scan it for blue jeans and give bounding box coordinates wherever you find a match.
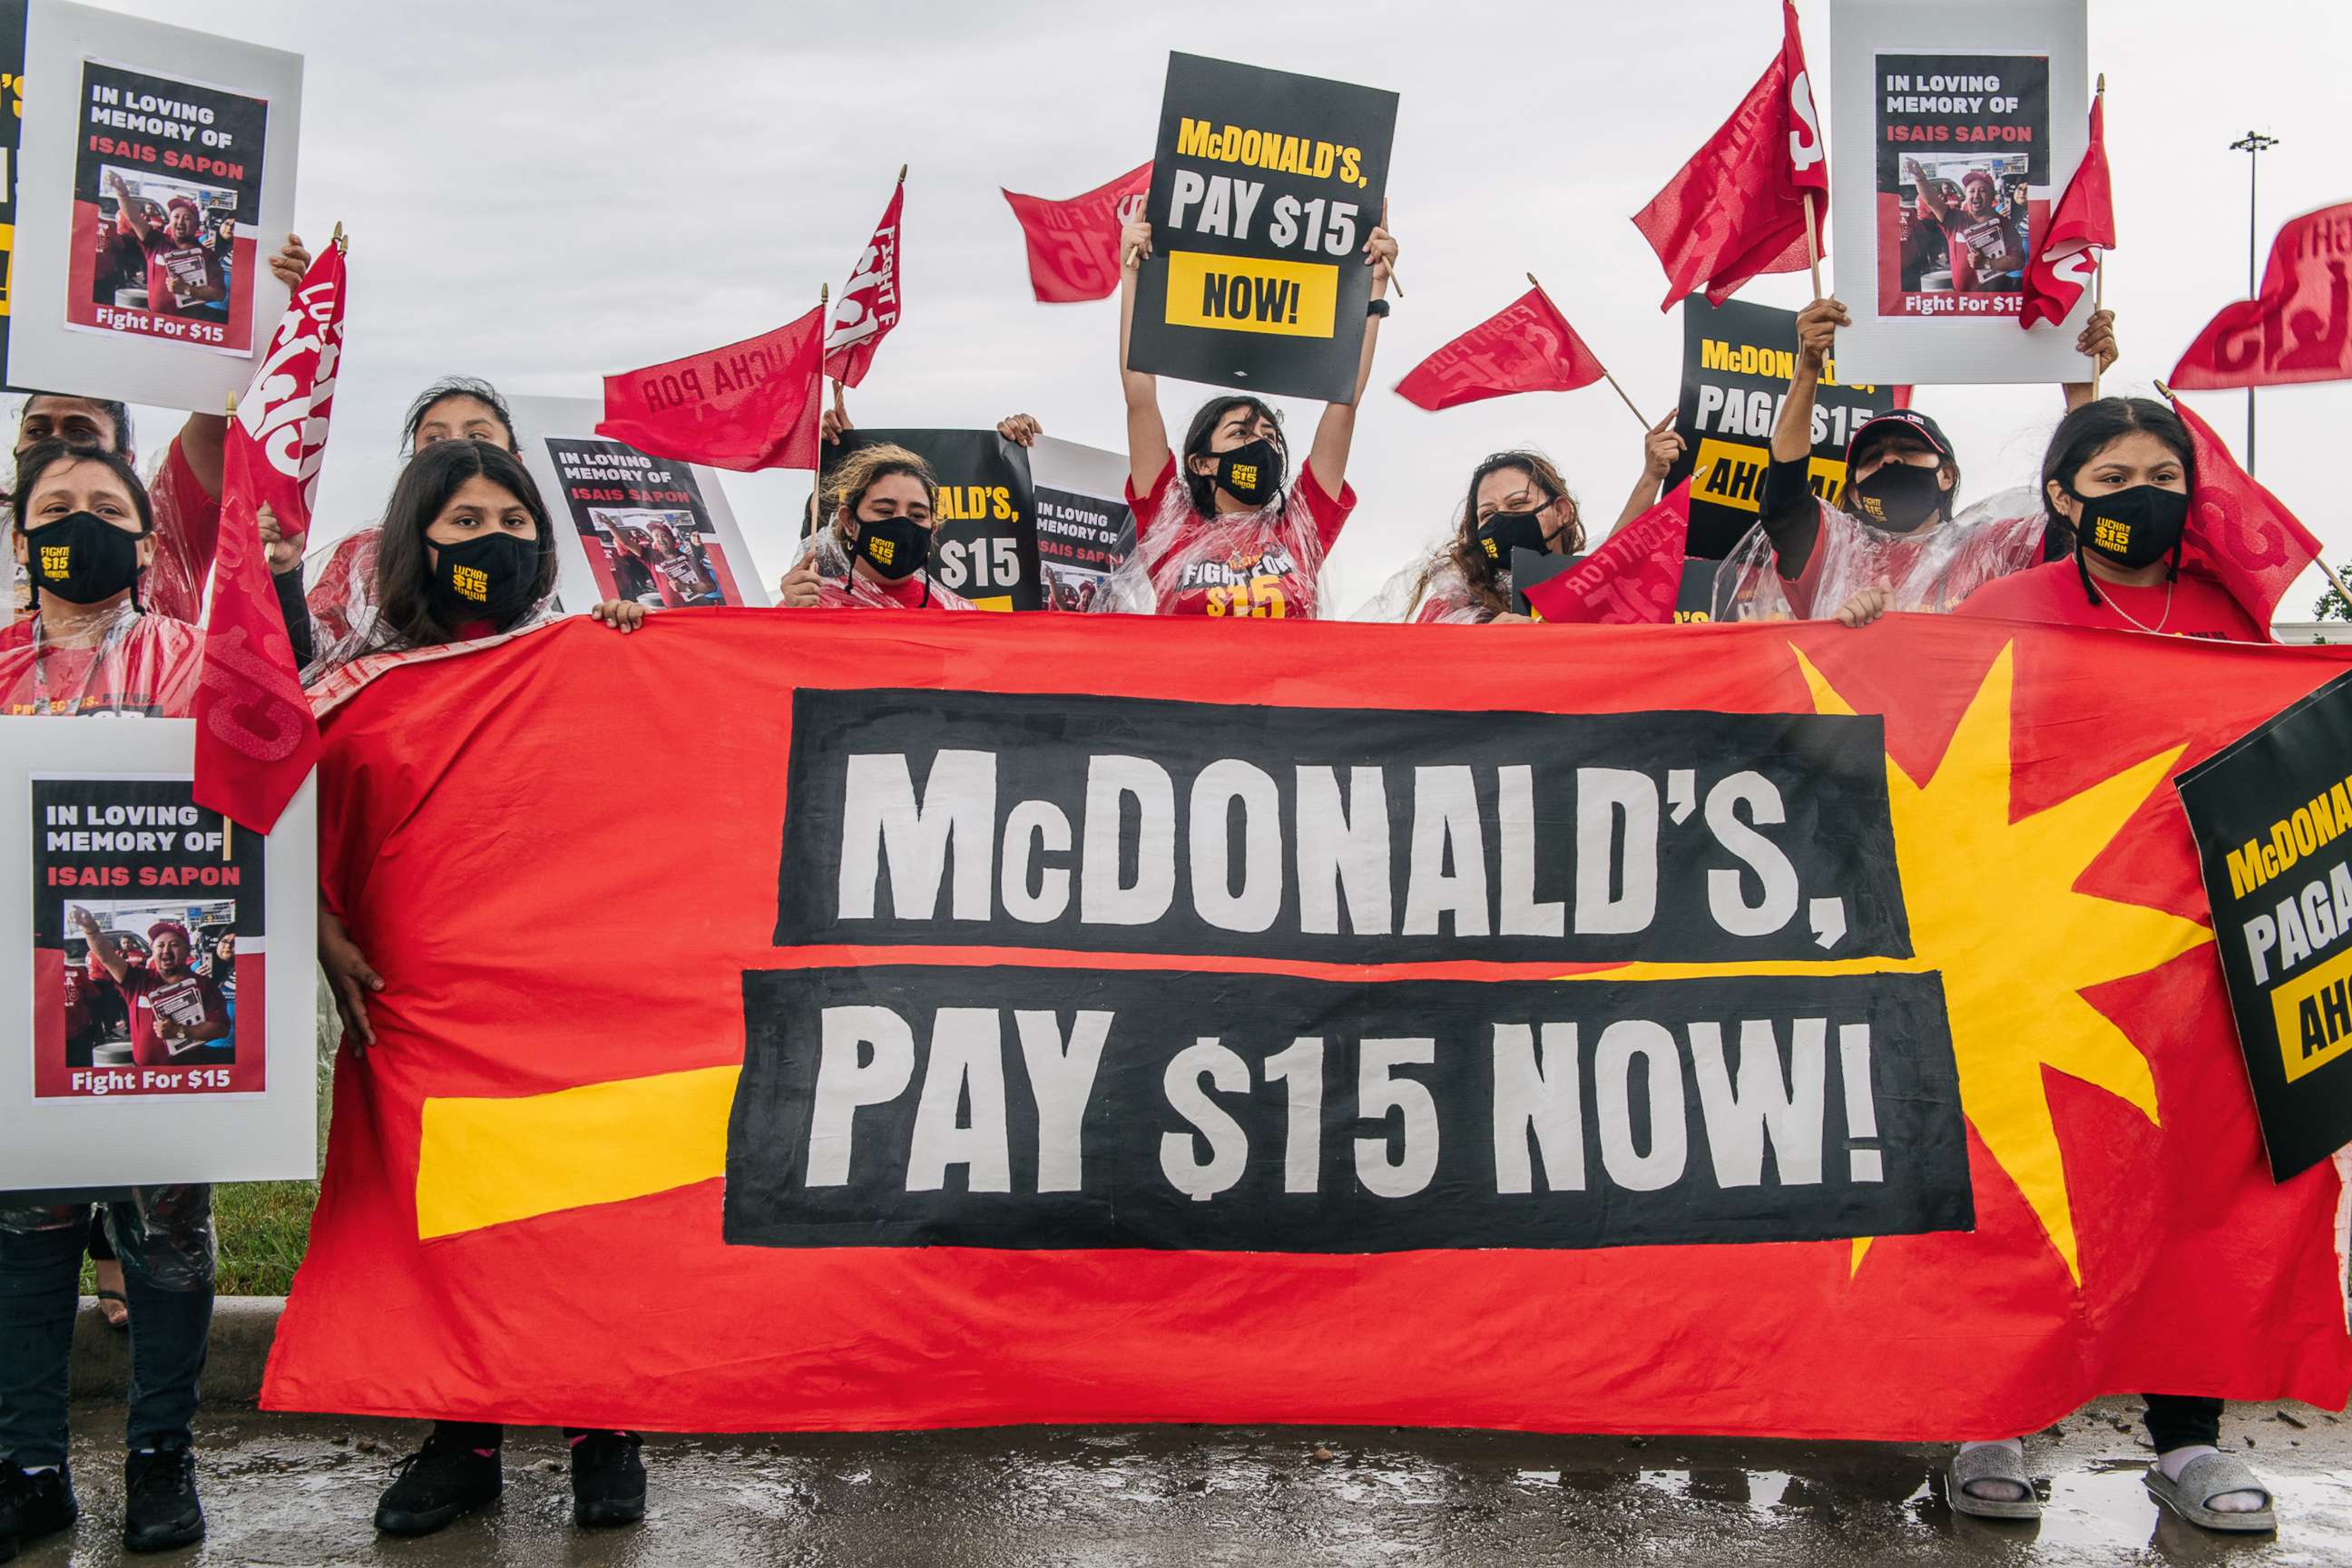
[0,1187,215,1465]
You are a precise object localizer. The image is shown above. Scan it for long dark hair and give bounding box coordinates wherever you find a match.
[1180,395,1286,517]
[1436,450,1583,618]
[2038,396,2195,595]
[398,377,519,456]
[11,440,152,535]
[371,439,556,647]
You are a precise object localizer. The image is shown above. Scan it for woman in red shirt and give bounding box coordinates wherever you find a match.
[1110,212,1397,619]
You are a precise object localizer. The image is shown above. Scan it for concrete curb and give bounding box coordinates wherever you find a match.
[71,1293,283,1405]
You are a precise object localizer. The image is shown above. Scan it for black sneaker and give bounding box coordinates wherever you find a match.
[373,1431,501,1536]
[122,1446,203,1553]
[569,1432,645,1528]
[0,1461,78,1559]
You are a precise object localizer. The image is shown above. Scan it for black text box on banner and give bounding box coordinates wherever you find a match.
[1663,296,1905,560]
[821,429,1044,611]
[723,966,1971,1252]
[2176,670,2352,1181]
[777,688,1911,965]
[1128,53,1397,404]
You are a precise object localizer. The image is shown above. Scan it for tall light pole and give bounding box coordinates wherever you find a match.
[2230,131,2279,474]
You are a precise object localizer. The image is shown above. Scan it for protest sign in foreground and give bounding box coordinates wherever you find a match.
[265,612,2352,1436]
[2177,670,2352,1181]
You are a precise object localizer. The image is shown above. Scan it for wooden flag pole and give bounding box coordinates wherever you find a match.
[2156,378,2352,608]
[808,282,829,539]
[2089,74,2107,399]
[1530,272,1651,429]
[1802,191,1824,301]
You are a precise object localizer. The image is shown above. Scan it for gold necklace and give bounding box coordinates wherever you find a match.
[2101,575,2175,635]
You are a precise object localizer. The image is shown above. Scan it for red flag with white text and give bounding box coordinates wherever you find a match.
[1394,286,1605,410]
[2167,395,2322,627]
[2020,95,2113,330]
[1002,163,1152,304]
[824,179,904,388]
[191,237,344,832]
[1524,481,1692,623]
[600,306,827,471]
[2170,201,2352,390]
[1632,1,1826,311]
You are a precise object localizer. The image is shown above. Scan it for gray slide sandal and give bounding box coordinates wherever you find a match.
[1948,1444,2042,1521]
[2144,1452,2277,1533]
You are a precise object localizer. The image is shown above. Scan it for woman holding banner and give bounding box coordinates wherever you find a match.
[306,438,650,1535]
[0,442,240,1554]
[773,442,976,612]
[1110,212,1396,619]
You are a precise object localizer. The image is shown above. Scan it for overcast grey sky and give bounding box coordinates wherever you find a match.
[99,0,2352,615]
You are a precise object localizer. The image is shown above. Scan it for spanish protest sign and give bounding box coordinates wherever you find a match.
[0,1,28,385]
[508,394,769,612]
[1828,0,2087,385]
[2176,670,2352,1181]
[1029,435,1138,612]
[1667,296,1906,558]
[264,612,2352,1437]
[821,429,1044,611]
[9,2,301,412]
[1128,54,1396,403]
[1,717,317,1189]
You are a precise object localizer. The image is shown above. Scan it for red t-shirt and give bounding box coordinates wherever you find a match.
[140,230,226,318]
[118,965,228,1067]
[1955,562,2266,643]
[1125,453,1355,618]
[141,435,221,627]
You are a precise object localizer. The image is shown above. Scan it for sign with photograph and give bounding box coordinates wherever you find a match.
[1129,53,1396,403]
[0,717,317,1189]
[8,1,302,411]
[1828,0,2087,384]
[1029,435,1139,612]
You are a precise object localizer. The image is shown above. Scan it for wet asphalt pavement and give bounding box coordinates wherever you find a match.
[15,1396,2350,1566]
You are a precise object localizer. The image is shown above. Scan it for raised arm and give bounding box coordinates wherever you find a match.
[1905,160,1951,225]
[1305,213,1398,496]
[2062,308,2118,412]
[1613,411,1684,529]
[73,906,129,985]
[1118,216,1171,495]
[1774,298,1846,464]
[108,172,152,242]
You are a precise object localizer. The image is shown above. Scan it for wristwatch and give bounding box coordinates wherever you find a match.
[1367,299,1391,319]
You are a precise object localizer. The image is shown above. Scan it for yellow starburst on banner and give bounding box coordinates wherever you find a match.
[1799,643,2210,1282]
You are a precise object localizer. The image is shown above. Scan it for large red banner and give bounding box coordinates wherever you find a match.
[265,612,2352,1437]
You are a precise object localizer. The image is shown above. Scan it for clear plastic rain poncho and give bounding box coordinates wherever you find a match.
[1119,464,1348,619]
[789,526,976,612]
[299,527,564,713]
[0,597,203,717]
[302,525,380,653]
[1352,545,1512,625]
[1711,485,2049,622]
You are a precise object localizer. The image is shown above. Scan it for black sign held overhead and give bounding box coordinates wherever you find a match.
[1664,296,1905,560]
[2176,671,2352,1182]
[1129,53,1397,404]
[820,429,1044,611]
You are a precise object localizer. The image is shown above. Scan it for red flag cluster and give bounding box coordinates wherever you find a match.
[192,237,346,832]
[1003,163,1153,304]
[1394,285,1603,410]
[1632,0,1826,311]
[2020,93,2114,330]
[599,307,828,473]
[2171,201,2352,390]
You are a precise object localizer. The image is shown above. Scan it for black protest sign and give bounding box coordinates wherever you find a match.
[1129,53,1397,403]
[1872,53,2050,319]
[821,430,1044,611]
[69,58,270,353]
[2176,671,2352,1181]
[1664,296,1906,558]
[776,686,1910,967]
[723,965,1970,1253]
[1511,549,1716,623]
[0,1,26,379]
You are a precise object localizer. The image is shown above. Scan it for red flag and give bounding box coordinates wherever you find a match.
[1524,481,1693,623]
[1001,162,1152,304]
[823,179,904,388]
[2020,95,2114,330]
[599,306,826,472]
[191,239,345,832]
[2166,395,2322,627]
[2171,201,2352,389]
[1632,1,1826,311]
[1394,286,1605,410]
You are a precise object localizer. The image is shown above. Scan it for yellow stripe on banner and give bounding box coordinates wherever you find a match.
[2271,944,2352,1083]
[415,1065,739,1240]
[1163,250,1338,338]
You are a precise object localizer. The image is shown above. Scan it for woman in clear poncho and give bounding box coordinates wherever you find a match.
[774,442,977,612]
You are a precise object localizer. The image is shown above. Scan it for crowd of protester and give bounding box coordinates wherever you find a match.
[0,162,2303,1553]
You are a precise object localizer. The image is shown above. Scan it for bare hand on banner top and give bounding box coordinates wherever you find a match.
[590,600,647,633]
[1641,412,1685,483]
[1832,583,1897,629]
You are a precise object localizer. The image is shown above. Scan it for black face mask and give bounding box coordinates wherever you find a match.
[427,532,542,626]
[26,511,142,604]
[1474,507,1558,565]
[849,514,931,582]
[1847,461,1945,534]
[2073,484,2189,569]
[1213,439,1285,508]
